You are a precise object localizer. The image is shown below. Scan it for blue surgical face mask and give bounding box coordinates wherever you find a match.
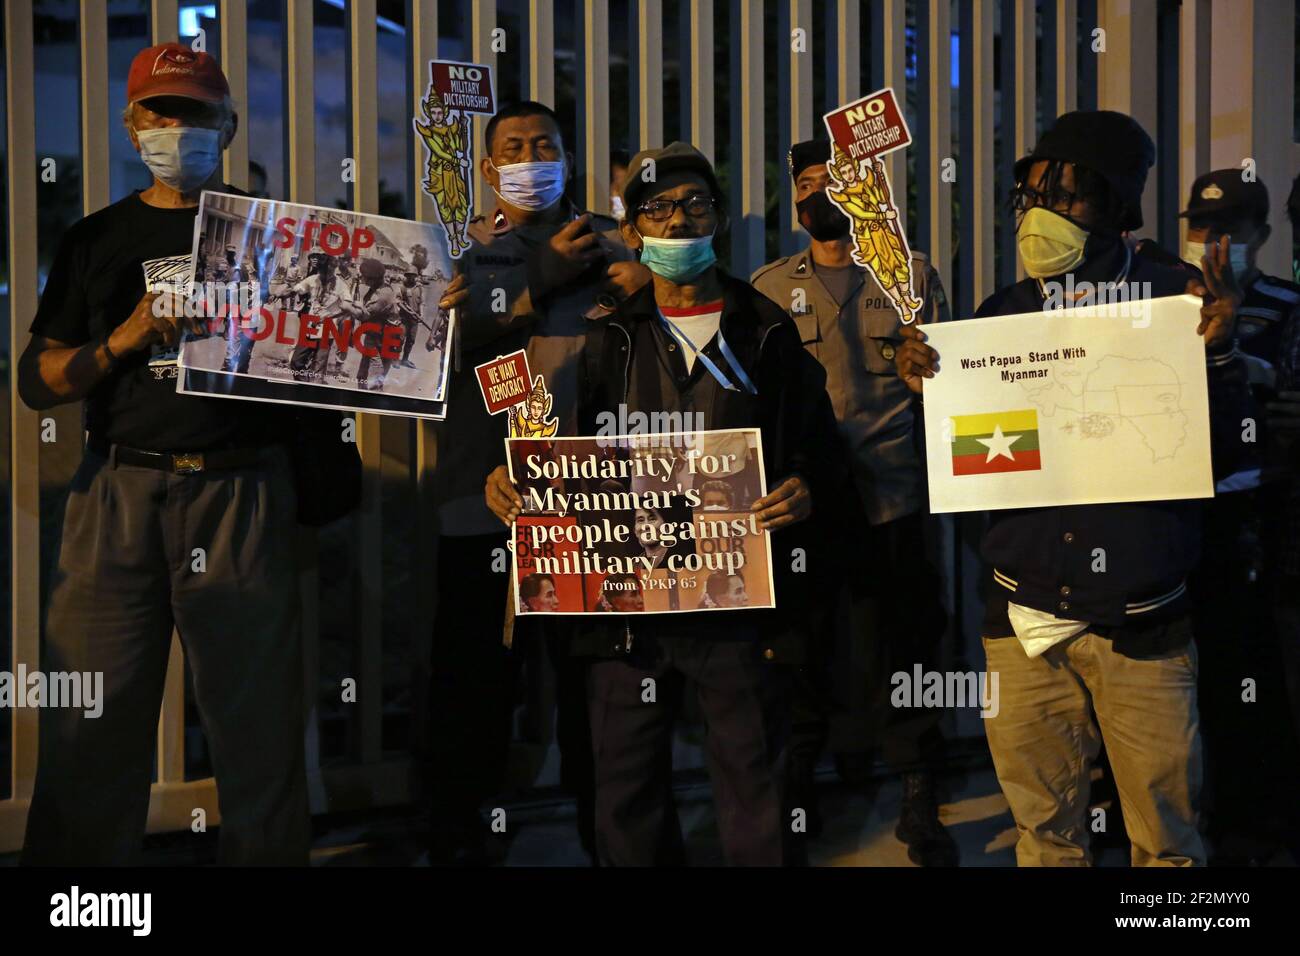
[491,160,567,211]
[1182,239,1251,276]
[135,126,222,192]
[637,231,717,283]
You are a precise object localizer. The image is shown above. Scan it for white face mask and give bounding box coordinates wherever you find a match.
[490,160,567,211]
[135,126,223,192]
[611,195,626,220]
[1182,239,1251,276]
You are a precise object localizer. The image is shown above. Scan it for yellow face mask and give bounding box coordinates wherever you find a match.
[1016,206,1089,279]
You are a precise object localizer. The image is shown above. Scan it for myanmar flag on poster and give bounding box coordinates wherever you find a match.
[950,409,1041,476]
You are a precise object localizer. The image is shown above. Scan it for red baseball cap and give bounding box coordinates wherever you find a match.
[126,42,230,105]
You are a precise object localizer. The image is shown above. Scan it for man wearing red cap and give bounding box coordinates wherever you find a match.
[16,44,310,865]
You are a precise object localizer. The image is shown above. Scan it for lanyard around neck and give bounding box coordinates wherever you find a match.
[656,308,758,395]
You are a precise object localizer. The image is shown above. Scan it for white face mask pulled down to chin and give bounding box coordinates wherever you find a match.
[135,126,223,193]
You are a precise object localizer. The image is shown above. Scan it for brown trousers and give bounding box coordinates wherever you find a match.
[982,629,1204,866]
[22,445,309,865]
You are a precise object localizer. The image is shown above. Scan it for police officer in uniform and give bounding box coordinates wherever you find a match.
[1177,170,1300,861]
[751,139,957,866]
[429,100,647,864]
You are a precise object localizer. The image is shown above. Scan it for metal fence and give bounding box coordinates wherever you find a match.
[2,0,1296,853]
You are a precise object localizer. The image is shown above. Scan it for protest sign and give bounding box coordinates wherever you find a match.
[508,429,775,615]
[822,87,912,162]
[175,191,452,420]
[140,254,195,382]
[474,349,558,439]
[415,60,496,259]
[476,351,532,415]
[921,294,1214,512]
[821,87,920,325]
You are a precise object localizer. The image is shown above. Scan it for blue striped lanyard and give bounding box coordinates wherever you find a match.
[656,309,758,395]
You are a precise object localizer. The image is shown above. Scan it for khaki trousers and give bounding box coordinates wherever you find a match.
[982,629,1204,866]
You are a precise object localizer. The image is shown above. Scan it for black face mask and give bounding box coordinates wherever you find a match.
[796,189,851,241]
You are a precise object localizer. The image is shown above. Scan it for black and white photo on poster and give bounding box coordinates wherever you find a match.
[141,253,197,382]
[177,191,454,410]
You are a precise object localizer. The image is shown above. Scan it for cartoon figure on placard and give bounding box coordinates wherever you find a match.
[414,61,497,260]
[509,376,559,439]
[827,146,922,324]
[414,89,472,257]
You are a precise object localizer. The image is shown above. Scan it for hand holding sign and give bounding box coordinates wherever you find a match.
[896,322,939,394]
[438,272,469,311]
[485,464,523,526]
[751,475,812,530]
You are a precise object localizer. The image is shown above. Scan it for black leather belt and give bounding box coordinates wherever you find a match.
[87,436,265,474]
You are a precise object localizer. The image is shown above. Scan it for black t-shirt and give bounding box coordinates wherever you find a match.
[30,188,280,452]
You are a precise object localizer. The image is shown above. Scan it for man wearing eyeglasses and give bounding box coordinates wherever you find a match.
[895,110,1249,867]
[486,142,842,866]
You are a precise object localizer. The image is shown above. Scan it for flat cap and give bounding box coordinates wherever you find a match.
[621,142,724,215]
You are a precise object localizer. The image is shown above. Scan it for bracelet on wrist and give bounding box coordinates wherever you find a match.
[101,335,120,367]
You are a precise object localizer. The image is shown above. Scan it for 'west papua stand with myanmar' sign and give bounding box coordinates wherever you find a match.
[921,295,1214,512]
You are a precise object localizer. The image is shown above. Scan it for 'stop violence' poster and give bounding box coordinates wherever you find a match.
[506,429,775,615]
[176,191,453,420]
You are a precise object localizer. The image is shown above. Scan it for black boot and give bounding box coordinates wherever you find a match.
[896,770,959,867]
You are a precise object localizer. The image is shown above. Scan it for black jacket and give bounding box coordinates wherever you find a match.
[568,273,845,659]
[973,247,1253,639]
